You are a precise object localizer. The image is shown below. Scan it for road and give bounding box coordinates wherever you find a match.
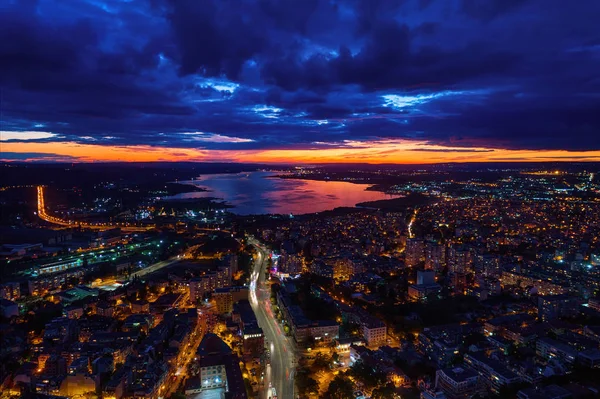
[130,257,180,278]
[37,185,154,231]
[163,309,208,398]
[37,185,232,233]
[248,237,296,399]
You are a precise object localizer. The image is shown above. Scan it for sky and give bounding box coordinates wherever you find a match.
[1,0,600,163]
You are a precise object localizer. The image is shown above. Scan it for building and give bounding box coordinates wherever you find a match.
[0,243,44,261]
[588,297,600,312]
[189,266,233,302]
[64,305,84,319]
[408,283,441,301]
[476,254,501,277]
[434,367,481,399]
[464,352,521,394]
[538,294,580,321]
[96,301,115,317]
[276,285,339,346]
[310,320,340,345]
[213,286,249,314]
[331,256,364,281]
[0,282,21,300]
[58,374,96,397]
[419,324,470,367]
[418,270,436,285]
[28,268,87,296]
[583,325,600,343]
[242,325,265,358]
[425,241,446,272]
[233,300,265,358]
[44,317,77,343]
[406,238,425,267]
[280,253,303,275]
[103,368,128,399]
[223,253,239,275]
[420,390,448,399]
[536,337,577,365]
[578,349,600,368]
[500,271,566,296]
[190,333,248,398]
[277,286,340,345]
[447,245,471,274]
[310,260,334,279]
[362,317,387,347]
[450,272,467,292]
[130,300,149,314]
[483,313,535,337]
[517,384,571,399]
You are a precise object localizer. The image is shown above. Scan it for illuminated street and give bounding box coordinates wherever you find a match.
[248,237,296,399]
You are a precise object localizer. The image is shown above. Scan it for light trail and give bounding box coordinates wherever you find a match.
[408,208,418,238]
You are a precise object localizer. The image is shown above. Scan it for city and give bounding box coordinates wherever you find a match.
[2,0,600,398]
[1,163,600,399]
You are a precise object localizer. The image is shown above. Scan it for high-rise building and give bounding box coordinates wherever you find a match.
[450,272,467,293]
[223,254,239,274]
[447,245,472,274]
[425,242,446,272]
[406,238,425,267]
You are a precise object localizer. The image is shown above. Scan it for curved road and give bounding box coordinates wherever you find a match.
[248,237,296,399]
[37,185,154,231]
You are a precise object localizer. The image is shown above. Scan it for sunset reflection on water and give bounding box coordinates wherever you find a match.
[170,172,399,215]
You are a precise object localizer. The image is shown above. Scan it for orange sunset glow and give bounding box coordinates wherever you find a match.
[2,141,599,164]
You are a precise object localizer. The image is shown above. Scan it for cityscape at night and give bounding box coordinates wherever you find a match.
[1,1,600,399]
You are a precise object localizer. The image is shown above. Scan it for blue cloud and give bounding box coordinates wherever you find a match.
[0,0,599,152]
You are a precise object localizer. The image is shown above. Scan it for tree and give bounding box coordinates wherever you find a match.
[349,361,386,391]
[296,367,319,397]
[372,385,396,399]
[324,375,354,399]
[305,335,316,349]
[330,351,340,364]
[311,352,330,373]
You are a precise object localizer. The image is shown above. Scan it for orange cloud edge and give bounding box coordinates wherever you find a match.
[2,141,599,164]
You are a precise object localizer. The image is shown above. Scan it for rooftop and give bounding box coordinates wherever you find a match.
[197,333,232,357]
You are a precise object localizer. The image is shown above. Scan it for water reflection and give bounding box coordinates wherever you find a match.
[172,172,398,215]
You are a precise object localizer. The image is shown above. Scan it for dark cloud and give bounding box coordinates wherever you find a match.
[166,0,267,78]
[1,0,599,153]
[461,0,530,21]
[0,152,78,161]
